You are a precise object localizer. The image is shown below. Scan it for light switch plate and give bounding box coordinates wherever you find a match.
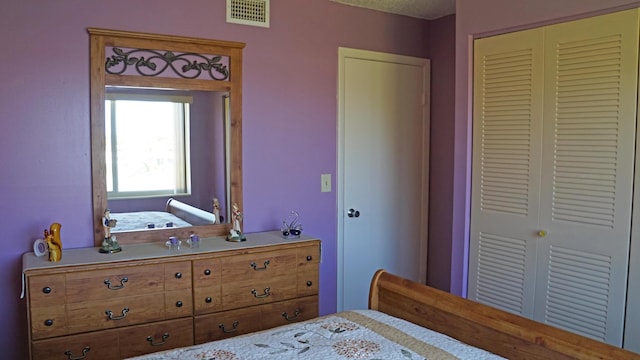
[321,173,331,192]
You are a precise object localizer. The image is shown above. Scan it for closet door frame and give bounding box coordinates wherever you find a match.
[625,64,640,352]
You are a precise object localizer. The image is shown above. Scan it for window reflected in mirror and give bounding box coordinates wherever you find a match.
[106,93,191,199]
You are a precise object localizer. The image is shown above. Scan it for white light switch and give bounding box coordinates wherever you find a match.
[321,173,331,192]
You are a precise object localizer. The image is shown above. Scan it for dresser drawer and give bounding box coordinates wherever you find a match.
[297,267,319,297]
[32,330,120,360]
[194,307,262,344]
[193,258,221,288]
[66,293,165,334]
[297,244,320,268]
[66,264,164,302]
[221,275,298,310]
[220,248,298,282]
[261,295,319,330]
[118,318,194,358]
[165,289,193,318]
[194,285,222,315]
[30,305,67,340]
[164,261,192,290]
[28,274,65,307]
[31,318,194,360]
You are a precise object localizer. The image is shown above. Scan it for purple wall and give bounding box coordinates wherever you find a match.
[0,1,434,358]
[452,0,640,296]
[427,14,456,291]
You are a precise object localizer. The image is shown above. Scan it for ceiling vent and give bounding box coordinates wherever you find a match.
[226,0,270,28]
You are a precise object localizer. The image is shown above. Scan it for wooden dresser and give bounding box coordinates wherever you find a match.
[22,232,320,359]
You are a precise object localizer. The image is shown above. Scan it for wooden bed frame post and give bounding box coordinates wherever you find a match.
[369,269,639,360]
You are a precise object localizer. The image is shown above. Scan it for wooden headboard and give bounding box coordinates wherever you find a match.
[368,269,639,360]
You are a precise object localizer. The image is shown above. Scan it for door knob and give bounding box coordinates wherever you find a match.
[538,230,547,237]
[347,209,360,218]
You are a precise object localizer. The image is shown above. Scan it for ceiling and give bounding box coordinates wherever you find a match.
[331,0,455,20]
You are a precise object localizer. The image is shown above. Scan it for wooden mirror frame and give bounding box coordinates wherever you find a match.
[89,28,244,246]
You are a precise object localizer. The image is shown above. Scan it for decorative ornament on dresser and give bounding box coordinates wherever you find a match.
[43,223,62,262]
[226,203,246,242]
[282,210,303,238]
[100,208,122,254]
[213,198,221,224]
[32,238,47,257]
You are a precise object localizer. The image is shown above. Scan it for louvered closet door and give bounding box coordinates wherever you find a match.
[469,28,545,317]
[536,9,639,345]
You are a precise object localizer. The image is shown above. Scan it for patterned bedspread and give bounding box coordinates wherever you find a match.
[127,310,504,360]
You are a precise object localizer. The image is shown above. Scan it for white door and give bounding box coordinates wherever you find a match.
[469,27,545,318]
[337,48,430,311]
[535,11,638,344]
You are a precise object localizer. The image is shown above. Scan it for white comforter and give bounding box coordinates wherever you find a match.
[127,310,504,360]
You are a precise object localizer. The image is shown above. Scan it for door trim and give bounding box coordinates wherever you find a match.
[337,47,430,311]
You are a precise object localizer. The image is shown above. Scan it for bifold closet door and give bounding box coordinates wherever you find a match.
[536,9,639,345]
[470,8,639,346]
[469,28,545,318]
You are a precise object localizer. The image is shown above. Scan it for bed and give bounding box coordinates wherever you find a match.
[126,270,639,360]
[112,198,216,232]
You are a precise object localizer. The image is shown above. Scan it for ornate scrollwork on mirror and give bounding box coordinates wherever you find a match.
[89,28,244,246]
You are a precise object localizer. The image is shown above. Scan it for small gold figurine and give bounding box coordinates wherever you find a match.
[44,223,62,262]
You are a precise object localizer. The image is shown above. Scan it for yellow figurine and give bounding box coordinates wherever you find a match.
[44,223,62,262]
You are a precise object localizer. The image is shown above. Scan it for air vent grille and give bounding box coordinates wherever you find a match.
[227,0,270,28]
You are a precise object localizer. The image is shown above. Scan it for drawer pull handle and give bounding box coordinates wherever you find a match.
[306,281,313,287]
[105,307,129,320]
[282,308,301,321]
[147,333,169,346]
[64,346,90,360]
[251,287,271,298]
[205,297,213,303]
[175,272,182,279]
[104,277,128,290]
[43,287,52,294]
[306,255,312,261]
[44,319,54,327]
[219,320,239,333]
[204,269,211,276]
[176,301,183,307]
[250,260,270,271]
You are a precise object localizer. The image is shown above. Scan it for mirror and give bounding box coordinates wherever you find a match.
[105,88,229,233]
[89,28,244,246]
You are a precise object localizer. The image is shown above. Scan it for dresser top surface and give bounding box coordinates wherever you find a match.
[23,231,318,273]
